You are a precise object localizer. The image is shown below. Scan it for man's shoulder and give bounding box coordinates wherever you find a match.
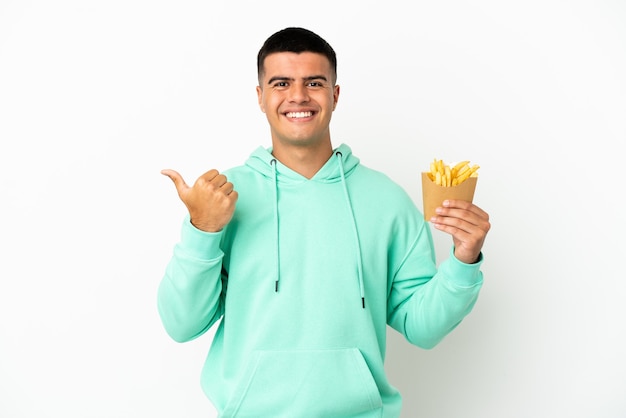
[223,164,249,175]
[353,163,403,189]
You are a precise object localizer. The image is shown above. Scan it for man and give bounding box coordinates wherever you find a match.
[158,27,490,418]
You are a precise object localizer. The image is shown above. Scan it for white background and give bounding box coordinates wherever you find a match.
[1,1,625,417]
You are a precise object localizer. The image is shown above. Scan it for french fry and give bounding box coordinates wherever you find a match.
[452,160,469,177]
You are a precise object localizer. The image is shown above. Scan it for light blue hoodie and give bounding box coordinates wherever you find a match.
[158,144,484,418]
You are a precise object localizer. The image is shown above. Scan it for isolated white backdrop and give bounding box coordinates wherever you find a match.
[1,1,625,417]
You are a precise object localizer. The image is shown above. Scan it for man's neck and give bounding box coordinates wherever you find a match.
[271,141,334,179]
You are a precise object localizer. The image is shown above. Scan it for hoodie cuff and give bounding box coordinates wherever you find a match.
[439,247,484,288]
[178,216,224,260]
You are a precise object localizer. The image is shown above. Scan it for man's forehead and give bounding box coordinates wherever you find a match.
[263,52,331,70]
[261,52,334,81]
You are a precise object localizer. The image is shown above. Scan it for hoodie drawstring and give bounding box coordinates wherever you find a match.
[336,151,366,309]
[269,153,365,309]
[270,158,280,292]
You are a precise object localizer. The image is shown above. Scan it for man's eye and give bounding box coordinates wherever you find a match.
[308,82,322,87]
[275,81,288,87]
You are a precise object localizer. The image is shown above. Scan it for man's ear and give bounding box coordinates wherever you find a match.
[332,84,340,111]
[256,86,265,113]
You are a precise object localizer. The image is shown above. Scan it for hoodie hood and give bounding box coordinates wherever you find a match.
[245,143,360,184]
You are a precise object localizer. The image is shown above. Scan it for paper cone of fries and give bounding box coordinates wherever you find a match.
[421,172,477,221]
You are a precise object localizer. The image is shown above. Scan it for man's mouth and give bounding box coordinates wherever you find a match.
[285,111,313,119]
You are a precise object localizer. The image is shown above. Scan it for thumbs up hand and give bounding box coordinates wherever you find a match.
[161,168,238,232]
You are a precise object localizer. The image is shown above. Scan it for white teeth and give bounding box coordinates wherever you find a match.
[286,111,312,118]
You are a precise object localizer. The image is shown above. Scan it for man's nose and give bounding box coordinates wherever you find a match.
[288,84,310,103]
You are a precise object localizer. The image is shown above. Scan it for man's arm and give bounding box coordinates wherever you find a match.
[387,201,489,348]
[158,220,226,342]
[157,168,238,342]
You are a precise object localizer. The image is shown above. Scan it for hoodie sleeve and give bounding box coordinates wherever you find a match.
[387,222,484,349]
[157,216,226,343]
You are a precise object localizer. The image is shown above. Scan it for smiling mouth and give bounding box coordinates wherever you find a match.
[285,111,313,119]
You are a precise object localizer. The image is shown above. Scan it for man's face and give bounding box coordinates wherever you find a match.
[256,52,340,149]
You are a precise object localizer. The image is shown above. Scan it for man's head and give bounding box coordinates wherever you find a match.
[257,27,337,85]
[255,27,340,157]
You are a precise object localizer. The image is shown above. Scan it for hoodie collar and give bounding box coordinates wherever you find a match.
[245,143,359,184]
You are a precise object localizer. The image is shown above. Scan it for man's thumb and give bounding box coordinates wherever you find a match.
[161,169,188,193]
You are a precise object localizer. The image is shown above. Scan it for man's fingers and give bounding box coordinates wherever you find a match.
[221,181,235,195]
[440,200,489,223]
[196,170,233,192]
[199,169,220,182]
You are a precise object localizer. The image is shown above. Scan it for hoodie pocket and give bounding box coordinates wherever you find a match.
[220,348,383,418]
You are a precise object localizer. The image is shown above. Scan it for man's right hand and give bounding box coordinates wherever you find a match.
[161,168,238,232]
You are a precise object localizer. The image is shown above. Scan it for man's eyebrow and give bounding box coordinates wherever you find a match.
[304,75,328,82]
[266,75,328,85]
[267,76,291,85]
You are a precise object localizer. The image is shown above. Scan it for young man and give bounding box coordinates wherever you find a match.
[158,27,490,418]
